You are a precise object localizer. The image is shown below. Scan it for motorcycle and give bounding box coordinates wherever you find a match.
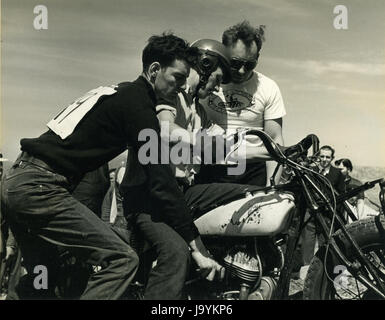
[50,131,385,300]
[120,130,385,300]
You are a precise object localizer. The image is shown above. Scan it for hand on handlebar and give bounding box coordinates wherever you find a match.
[279,134,318,162]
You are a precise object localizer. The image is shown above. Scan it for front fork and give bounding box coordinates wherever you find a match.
[274,205,304,300]
[300,172,385,298]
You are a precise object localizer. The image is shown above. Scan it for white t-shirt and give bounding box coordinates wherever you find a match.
[200,71,286,147]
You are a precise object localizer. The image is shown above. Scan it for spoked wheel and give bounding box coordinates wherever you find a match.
[303,216,385,300]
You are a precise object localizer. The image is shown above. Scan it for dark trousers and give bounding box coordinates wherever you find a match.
[184,183,264,219]
[135,213,190,300]
[1,153,138,299]
[5,249,23,299]
[301,212,326,266]
[195,161,266,186]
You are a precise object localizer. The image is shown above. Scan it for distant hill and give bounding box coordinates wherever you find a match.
[350,166,385,209]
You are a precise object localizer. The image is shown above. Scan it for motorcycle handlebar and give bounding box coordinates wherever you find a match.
[244,129,285,163]
[244,129,319,164]
[336,178,383,203]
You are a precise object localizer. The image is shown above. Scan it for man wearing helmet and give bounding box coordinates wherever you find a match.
[196,21,286,187]
[155,39,232,188]
[155,38,278,218]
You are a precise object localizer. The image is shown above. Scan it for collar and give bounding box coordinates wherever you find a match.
[136,75,157,105]
[321,166,331,175]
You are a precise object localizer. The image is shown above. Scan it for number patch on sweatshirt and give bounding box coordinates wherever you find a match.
[47,85,117,139]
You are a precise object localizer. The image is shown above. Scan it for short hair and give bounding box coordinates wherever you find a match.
[142,32,197,71]
[320,145,335,158]
[222,20,266,58]
[335,158,353,171]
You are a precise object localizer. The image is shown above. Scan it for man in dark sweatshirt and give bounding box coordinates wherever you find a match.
[1,33,222,300]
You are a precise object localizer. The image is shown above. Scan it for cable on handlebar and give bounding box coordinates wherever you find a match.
[244,129,285,163]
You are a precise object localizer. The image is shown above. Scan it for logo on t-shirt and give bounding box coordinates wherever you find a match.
[208,90,253,113]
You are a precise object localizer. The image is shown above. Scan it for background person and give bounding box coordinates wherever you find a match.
[335,158,365,220]
[299,145,345,280]
[101,165,127,230]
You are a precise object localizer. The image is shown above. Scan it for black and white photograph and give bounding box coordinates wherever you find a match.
[1,0,384,307]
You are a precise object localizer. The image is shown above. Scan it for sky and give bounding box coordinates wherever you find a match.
[1,0,384,168]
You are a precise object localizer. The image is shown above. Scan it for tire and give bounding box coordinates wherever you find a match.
[303,215,385,300]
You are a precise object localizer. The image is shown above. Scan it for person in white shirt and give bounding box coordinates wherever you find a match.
[155,39,280,220]
[197,20,286,187]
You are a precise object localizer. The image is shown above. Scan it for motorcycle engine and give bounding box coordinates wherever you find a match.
[196,238,282,300]
[219,241,281,300]
[223,249,261,284]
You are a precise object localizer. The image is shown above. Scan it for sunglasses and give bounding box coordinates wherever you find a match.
[230,57,257,71]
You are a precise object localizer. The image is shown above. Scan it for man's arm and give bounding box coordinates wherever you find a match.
[127,100,199,242]
[264,118,284,186]
[128,97,224,280]
[157,106,225,279]
[157,108,194,145]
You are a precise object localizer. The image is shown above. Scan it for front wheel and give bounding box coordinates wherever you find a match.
[303,215,385,300]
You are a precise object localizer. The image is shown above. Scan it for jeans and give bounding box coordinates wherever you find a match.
[135,213,190,300]
[1,152,138,299]
[72,165,110,218]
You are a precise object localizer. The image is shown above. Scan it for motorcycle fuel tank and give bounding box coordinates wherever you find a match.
[194,190,295,236]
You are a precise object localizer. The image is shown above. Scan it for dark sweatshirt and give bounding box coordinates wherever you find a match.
[20,76,199,243]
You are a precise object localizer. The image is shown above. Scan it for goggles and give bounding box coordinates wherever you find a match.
[230,57,257,71]
[196,52,220,78]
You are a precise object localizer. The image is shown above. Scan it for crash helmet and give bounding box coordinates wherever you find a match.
[190,39,231,85]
